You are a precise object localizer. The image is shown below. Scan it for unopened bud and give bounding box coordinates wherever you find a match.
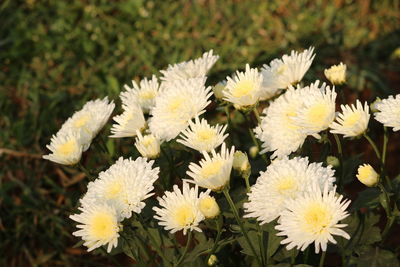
[356,164,379,187]
[326,156,340,168]
[199,196,220,219]
[233,151,250,172]
[208,254,218,266]
[324,62,346,85]
[212,81,226,99]
[370,98,381,113]
[249,146,259,159]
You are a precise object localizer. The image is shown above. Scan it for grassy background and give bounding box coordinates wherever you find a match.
[1,0,399,266]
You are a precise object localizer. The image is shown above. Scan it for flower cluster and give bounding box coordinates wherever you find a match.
[43,47,399,264]
[43,98,115,165]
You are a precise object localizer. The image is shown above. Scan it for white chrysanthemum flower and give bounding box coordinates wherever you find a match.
[149,77,212,141]
[153,182,208,235]
[83,157,159,219]
[223,64,263,108]
[324,62,347,85]
[110,103,146,138]
[70,202,121,253]
[186,143,235,191]
[374,94,400,131]
[244,157,335,224]
[160,50,219,82]
[177,117,228,152]
[254,88,307,159]
[121,75,160,113]
[275,184,351,254]
[59,97,115,150]
[293,81,337,138]
[356,164,379,187]
[261,47,315,90]
[43,131,83,165]
[330,100,370,138]
[134,131,161,159]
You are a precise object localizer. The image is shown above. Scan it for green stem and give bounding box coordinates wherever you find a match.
[363,133,381,160]
[225,105,232,128]
[77,162,95,181]
[378,183,396,241]
[319,251,327,267]
[382,127,388,166]
[382,215,396,241]
[253,107,261,124]
[222,188,263,267]
[333,134,344,190]
[381,127,392,189]
[175,231,192,267]
[256,224,266,266]
[209,219,223,255]
[378,183,392,217]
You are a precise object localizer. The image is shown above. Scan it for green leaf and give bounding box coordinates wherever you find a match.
[350,246,399,267]
[351,187,381,211]
[237,230,260,257]
[337,212,381,254]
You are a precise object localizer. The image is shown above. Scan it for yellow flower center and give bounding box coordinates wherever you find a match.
[173,204,196,227]
[196,128,216,142]
[342,112,361,127]
[306,103,330,127]
[276,176,297,195]
[89,212,117,239]
[200,159,224,179]
[142,136,154,147]
[139,90,156,100]
[105,181,123,199]
[232,80,255,98]
[73,113,91,128]
[167,97,185,113]
[57,139,77,156]
[302,203,332,234]
[276,64,288,75]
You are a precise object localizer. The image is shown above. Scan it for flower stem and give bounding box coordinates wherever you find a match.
[333,134,344,190]
[319,251,327,267]
[209,218,223,256]
[175,231,192,267]
[77,162,95,181]
[381,127,393,189]
[363,133,381,160]
[378,183,396,241]
[222,188,263,266]
[253,107,261,124]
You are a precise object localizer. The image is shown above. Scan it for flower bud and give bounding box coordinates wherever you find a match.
[134,131,161,159]
[208,254,218,266]
[324,62,346,85]
[199,196,220,219]
[233,151,250,173]
[356,164,379,187]
[249,146,259,159]
[212,82,226,100]
[370,98,381,113]
[326,155,340,168]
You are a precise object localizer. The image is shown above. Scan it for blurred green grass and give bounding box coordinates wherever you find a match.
[0,0,399,266]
